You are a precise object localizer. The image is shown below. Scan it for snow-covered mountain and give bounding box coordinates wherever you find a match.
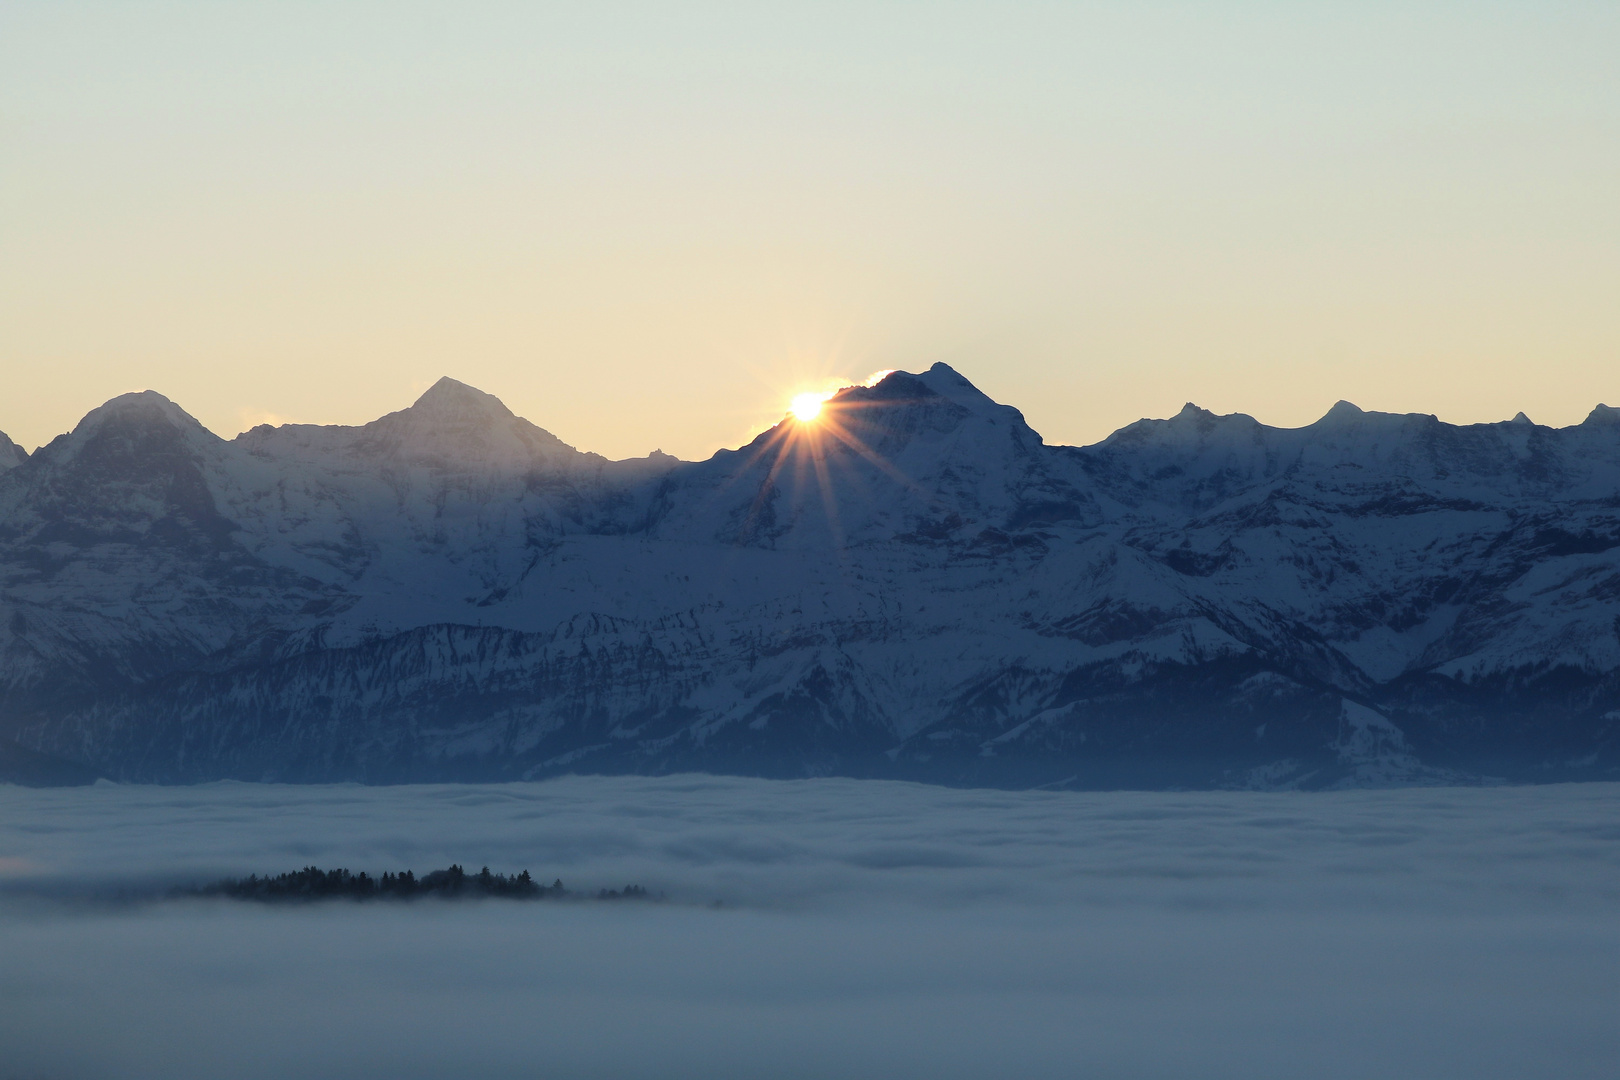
[2,368,1616,787]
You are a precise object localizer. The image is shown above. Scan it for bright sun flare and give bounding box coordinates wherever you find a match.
[790,391,833,423]
[787,372,891,424]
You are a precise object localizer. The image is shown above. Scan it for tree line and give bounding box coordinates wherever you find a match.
[184,864,658,903]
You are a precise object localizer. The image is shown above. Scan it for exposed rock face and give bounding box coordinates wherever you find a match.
[0,431,25,473]
[1,367,1617,788]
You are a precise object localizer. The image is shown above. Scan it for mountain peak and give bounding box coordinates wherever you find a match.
[1583,403,1620,426]
[407,377,516,421]
[85,390,200,426]
[55,392,216,456]
[353,378,578,469]
[915,363,993,410]
[1318,400,1366,424]
[0,430,26,472]
[910,362,1042,440]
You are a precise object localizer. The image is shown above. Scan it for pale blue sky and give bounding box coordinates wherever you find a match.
[3,2,1616,457]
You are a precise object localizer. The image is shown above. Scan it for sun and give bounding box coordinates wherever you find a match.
[790,390,834,423]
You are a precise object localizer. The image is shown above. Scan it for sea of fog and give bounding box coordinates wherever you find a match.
[1,776,1616,1080]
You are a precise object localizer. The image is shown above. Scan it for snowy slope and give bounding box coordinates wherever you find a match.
[1,369,1617,787]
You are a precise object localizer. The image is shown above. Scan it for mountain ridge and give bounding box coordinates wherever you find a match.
[1,364,1616,788]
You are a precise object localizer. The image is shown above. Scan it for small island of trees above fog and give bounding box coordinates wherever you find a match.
[186,865,657,904]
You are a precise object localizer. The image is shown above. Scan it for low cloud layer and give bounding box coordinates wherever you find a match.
[2,777,1617,1079]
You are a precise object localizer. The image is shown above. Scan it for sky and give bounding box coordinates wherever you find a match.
[2,2,1617,461]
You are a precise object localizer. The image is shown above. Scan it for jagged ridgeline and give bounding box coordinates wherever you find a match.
[188,865,655,903]
[1,367,1618,789]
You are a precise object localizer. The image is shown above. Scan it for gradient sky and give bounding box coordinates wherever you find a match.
[3,2,1617,460]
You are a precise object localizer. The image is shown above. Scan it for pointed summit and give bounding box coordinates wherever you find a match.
[358,378,578,470]
[915,363,1003,414]
[818,363,1047,452]
[0,430,26,472]
[907,362,1043,440]
[1317,400,1366,425]
[1129,402,1224,438]
[1582,403,1620,426]
[1510,411,1533,426]
[407,377,516,422]
[658,362,1086,547]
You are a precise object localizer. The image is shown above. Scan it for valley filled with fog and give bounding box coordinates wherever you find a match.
[1,776,1616,1079]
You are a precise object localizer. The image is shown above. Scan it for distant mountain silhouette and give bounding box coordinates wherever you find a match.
[1,366,1617,788]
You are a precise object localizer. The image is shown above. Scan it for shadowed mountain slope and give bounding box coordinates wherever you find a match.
[2,368,1617,788]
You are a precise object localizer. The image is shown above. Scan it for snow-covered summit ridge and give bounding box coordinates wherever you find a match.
[33,390,223,462]
[235,376,588,476]
[1,366,1618,789]
[409,376,516,420]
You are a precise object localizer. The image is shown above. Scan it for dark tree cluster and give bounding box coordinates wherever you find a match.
[596,884,651,900]
[185,864,616,903]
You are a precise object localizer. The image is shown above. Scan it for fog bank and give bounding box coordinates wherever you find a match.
[2,777,1616,1078]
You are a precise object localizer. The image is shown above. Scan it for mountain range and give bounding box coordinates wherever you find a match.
[2,365,1617,788]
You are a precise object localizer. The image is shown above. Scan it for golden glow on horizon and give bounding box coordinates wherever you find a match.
[2,7,1615,459]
